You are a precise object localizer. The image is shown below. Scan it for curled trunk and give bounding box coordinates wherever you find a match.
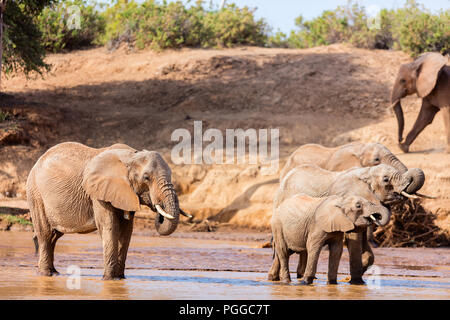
[154,177,180,236]
[403,168,425,194]
[369,204,391,227]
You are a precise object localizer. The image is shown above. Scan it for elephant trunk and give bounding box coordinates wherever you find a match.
[392,100,405,143]
[365,204,391,227]
[403,168,425,194]
[383,152,408,173]
[154,177,180,236]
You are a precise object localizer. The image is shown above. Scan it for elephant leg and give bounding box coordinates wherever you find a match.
[302,240,324,285]
[401,100,439,152]
[93,201,120,280]
[361,230,374,274]
[116,212,135,279]
[345,231,365,285]
[36,230,62,276]
[327,236,344,284]
[267,252,280,281]
[366,225,377,247]
[442,107,450,153]
[296,251,307,279]
[274,236,291,283]
[28,195,60,276]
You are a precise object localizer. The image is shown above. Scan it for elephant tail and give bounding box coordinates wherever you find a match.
[33,234,39,255]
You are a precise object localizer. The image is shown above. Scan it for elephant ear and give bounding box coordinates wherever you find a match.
[414,52,448,98]
[327,149,361,171]
[316,199,355,233]
[83,150,140,212]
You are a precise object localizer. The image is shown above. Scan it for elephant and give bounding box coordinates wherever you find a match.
[274,163,424,284]
[279,142,411,180]
[26,142,191,280]
[390,52,450,153]
[268,194,390,284]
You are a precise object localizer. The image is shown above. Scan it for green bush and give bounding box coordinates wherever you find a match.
[98,0,268,50]
[37,0,105,52]
[392,2,449,56]
[282,0,449,56]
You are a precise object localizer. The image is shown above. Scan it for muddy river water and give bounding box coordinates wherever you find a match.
[0,231,449,299]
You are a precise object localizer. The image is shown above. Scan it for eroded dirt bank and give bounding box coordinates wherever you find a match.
[1,44,449,242]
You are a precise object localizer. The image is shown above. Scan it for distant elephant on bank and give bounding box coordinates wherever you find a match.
[269,194,390,284]
[275,163,424,284]
[279,142,412,180]
[390,52,450,153]
[27,142,190,280]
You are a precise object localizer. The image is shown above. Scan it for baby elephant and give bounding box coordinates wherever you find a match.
[269,194,389,284]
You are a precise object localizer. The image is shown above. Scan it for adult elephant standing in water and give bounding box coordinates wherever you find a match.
[27,142,189,280]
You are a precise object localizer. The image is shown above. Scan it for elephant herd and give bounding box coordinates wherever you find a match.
[269,142,426,284]
[25,51,447,283]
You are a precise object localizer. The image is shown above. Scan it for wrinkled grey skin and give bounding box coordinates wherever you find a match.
[280,142,412,180]
[391,52,450,153]
[274,163,423,284]
[269,194,390,284]
[279,142,425,251]
[27,142,181,280]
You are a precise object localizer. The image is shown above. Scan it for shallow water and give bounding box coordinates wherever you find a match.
[0,231,449,300]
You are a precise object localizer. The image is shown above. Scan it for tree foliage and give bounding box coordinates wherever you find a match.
[2,0,54,77]
[268,0,449,57]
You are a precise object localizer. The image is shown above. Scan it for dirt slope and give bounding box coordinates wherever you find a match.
[1,44,449,238]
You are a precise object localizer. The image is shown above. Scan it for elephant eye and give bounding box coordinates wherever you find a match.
[383,176,389,183]
[143,174,150,181]
[355,202,362,209]
[400,78,406,83]
[374,157,380,163]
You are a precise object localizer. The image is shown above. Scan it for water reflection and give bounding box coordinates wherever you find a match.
[0,231,449,300]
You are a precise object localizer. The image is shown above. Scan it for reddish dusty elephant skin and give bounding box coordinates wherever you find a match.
[27,142,181,280]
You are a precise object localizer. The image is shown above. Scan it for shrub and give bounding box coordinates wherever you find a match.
[37,0,105,52]
[282,0,450,56]
[98,0,268,50]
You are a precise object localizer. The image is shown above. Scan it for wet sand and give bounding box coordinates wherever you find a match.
[0,231,449,300]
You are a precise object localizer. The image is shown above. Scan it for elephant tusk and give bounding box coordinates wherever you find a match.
[389,100,399,109]
[155,204,175,220]
[369,214,377,222]
[415,192,437,199]
[180,209,193,218]
[401,191,419,199]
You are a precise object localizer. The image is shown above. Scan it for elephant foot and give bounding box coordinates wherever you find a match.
[299,276,314,285]
[267,273,279,281]
[280,276,291,284]
[102,275,124,281]
[103,272,125,280]
[38,268,59,276]
[349,277,366,285]
[327,279,338,285]
[296,273,303,279]
[399,143,409,153]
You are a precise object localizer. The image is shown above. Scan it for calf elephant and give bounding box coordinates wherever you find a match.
[390,52,450,153]
[279,142,410,180]
[274,163,424,284]
[27,142,190,280]
[269,194,390,284]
